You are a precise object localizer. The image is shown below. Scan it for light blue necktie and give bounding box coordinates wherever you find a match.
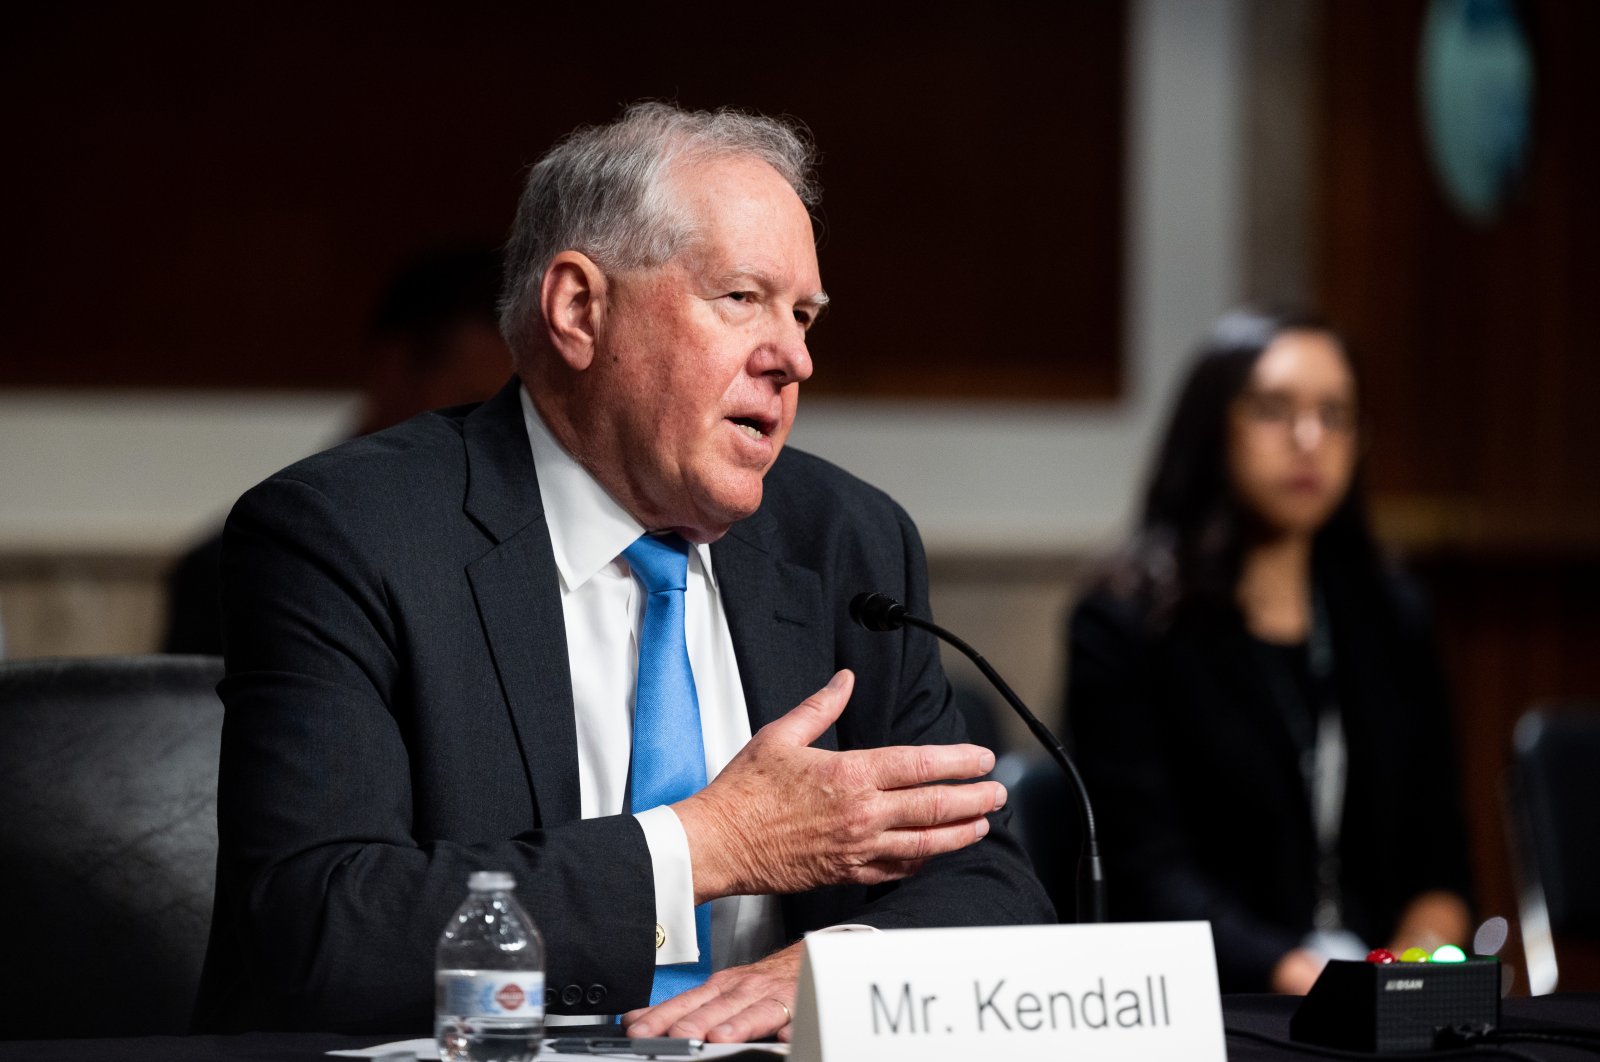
[624,532,712,1003]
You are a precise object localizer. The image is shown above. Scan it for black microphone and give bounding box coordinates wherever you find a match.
[849,591,1107,924]
[849,591,906,632]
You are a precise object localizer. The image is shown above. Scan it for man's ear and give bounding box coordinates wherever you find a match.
[540,251,606,371]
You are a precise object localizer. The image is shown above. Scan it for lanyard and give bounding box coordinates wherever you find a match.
[1305,593,1347,930]
[1257,590,1348,930]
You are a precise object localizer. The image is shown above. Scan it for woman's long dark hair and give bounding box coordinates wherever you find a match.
[1101,306,1384,628]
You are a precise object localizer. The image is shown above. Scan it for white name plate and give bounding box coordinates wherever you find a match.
[788,922,1225,1062]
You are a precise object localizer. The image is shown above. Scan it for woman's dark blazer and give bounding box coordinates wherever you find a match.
[1065,563,1473,992]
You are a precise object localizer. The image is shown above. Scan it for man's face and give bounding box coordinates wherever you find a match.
[579,155,825,542]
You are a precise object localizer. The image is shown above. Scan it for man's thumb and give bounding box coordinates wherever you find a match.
[764,669,854,746]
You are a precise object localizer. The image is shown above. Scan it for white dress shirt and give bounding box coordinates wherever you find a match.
[519,387,784,1013]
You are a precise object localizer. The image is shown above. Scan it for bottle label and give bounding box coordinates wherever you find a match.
[437,970,546,1019]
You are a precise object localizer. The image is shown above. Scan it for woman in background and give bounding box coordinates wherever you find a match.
[1066,307,1472,993]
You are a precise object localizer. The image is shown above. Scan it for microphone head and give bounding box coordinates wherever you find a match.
[850,592,906,632]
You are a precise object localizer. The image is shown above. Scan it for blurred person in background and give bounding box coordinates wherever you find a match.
[1065,307,1473,993]
[161,245,509,654]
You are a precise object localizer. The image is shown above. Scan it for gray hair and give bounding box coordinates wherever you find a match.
[498,101,821,362]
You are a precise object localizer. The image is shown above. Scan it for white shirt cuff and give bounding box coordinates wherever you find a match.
[636,805,700,965]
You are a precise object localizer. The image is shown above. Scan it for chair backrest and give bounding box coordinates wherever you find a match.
[993,751,1080,922]
[1508,703,1600,994]
[0,654,224,1039]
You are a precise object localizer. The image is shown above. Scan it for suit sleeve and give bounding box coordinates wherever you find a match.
[209,474,656,1032]
[1067,593,1302,989]
[833,505,1055,932]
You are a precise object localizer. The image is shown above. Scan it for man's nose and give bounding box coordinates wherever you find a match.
[756,322,813,386]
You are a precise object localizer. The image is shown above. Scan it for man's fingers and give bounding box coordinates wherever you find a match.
[758,669,854,747]
[673,981,788,1042]
[631,946,802,1042]
[881,778,1006,828]
[703,996,794,1043]
[853,857,928,885]
[844,818,991,886]
[873,815,992,862]
[623,980,723,1037]
[862,742,996,789]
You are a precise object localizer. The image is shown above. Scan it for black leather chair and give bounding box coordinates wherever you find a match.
[1507,703,1600,994]
[0,654,224,1038]
[993,751,1081,923]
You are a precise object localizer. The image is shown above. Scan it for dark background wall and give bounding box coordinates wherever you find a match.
[1,3,1125,399]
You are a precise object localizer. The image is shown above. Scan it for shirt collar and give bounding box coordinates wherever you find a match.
[518,384,717,592]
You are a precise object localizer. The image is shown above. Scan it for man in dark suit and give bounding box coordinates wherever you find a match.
[200,102,1051,1040]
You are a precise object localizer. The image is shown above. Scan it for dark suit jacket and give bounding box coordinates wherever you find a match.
[197,379,1050,1033]
[1065,566,1473,992]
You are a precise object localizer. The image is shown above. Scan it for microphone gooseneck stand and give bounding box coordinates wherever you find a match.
[849,591,1106,923]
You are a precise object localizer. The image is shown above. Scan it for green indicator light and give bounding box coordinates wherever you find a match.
[1432,944,1467,963]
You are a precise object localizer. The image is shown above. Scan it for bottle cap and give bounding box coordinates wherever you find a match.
[468,870,516,892]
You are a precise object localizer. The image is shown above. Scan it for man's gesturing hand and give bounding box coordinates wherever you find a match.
[674,669,1004,904]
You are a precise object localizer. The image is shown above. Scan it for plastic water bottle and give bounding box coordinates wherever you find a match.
[435,871,545,1062]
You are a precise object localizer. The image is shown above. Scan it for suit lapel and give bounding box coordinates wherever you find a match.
[462,380,581,825]
[712,509,836,751]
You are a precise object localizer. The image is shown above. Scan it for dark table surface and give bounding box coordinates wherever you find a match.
[2,996,1597,1061]
[1223,994,1600,1060]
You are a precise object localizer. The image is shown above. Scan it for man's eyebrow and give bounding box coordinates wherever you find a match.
[717,265,829,312]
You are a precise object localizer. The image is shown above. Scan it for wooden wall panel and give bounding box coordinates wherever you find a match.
[1318,0,1600,525]
[1317,0,1600,988]
[0,4,1125,400]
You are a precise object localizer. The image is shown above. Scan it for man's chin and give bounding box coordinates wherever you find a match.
[671,482,766,544]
